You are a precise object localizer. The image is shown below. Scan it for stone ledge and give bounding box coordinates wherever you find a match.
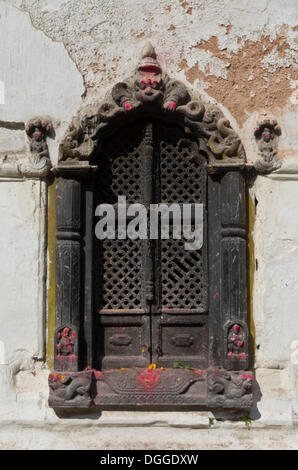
[0,422,297,450]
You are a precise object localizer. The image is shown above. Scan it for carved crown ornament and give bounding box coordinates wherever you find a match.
[55,42,249,175]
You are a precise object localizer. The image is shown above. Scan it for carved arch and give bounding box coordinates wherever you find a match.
[57,42,245,173]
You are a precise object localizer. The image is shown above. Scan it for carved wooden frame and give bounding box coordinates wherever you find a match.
[49,43,254,411]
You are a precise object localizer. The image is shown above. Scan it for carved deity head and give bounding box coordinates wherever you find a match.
[26,119,52,142]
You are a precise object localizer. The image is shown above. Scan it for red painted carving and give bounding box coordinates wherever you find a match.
[56,327,76,358]
[227,324,245,357]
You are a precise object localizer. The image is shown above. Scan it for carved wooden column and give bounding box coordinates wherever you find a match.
[55,176,81,372]
[220,170,249,371]
[49,167,95,409]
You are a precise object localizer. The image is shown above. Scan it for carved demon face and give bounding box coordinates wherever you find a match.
[135,75,163,104]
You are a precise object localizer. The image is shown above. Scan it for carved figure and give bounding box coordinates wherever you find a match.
[56,327,76,359]
[254,119,281,173]
[22,118,53,177]
[227,323,245,357]
[49,372,92,404]
[208,371,253,398]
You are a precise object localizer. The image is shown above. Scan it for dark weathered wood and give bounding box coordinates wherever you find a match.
[208,174,222,367]
[220,171,249,370]
[55,177,82,372]
[51,124,252,409]
[142,122,155,309]
[81,181,95,369]
[49,43,253,410]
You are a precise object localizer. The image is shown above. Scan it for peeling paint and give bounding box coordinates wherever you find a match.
[180,32,298,125]
[16,0,297,129]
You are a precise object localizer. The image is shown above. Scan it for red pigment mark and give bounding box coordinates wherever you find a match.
[213,292,219,299]
[241,374,253,380]
[138,369,160,391]
[193,369,202,375]
[228,352,233,357]
[234,324,240,333]
[94,370,102,380]
[239,353,247,358]
[49,374,60,383]
[123,99,132,110]
[167,101,177,110]
[71,354,76,361]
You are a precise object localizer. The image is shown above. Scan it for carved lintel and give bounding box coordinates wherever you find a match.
[48,371,93,408]
[254,119,282,174]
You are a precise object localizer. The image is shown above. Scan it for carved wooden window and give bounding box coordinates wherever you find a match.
[49,43,253,411]
[94,120,207,372]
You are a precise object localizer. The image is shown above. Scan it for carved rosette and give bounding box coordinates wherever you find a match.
[254,119,282,174]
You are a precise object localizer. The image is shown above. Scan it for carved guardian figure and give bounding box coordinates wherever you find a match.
[254,119,281,174]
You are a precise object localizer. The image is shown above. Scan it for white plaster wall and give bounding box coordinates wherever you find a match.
[0,0,84,163]
[0,180,46,363]
[0,0,297,450]
[253,169,298,369]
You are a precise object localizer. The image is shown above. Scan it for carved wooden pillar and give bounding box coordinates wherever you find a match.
[55,177,82,372]
[220,170,249,370]
[49,165,96,409]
